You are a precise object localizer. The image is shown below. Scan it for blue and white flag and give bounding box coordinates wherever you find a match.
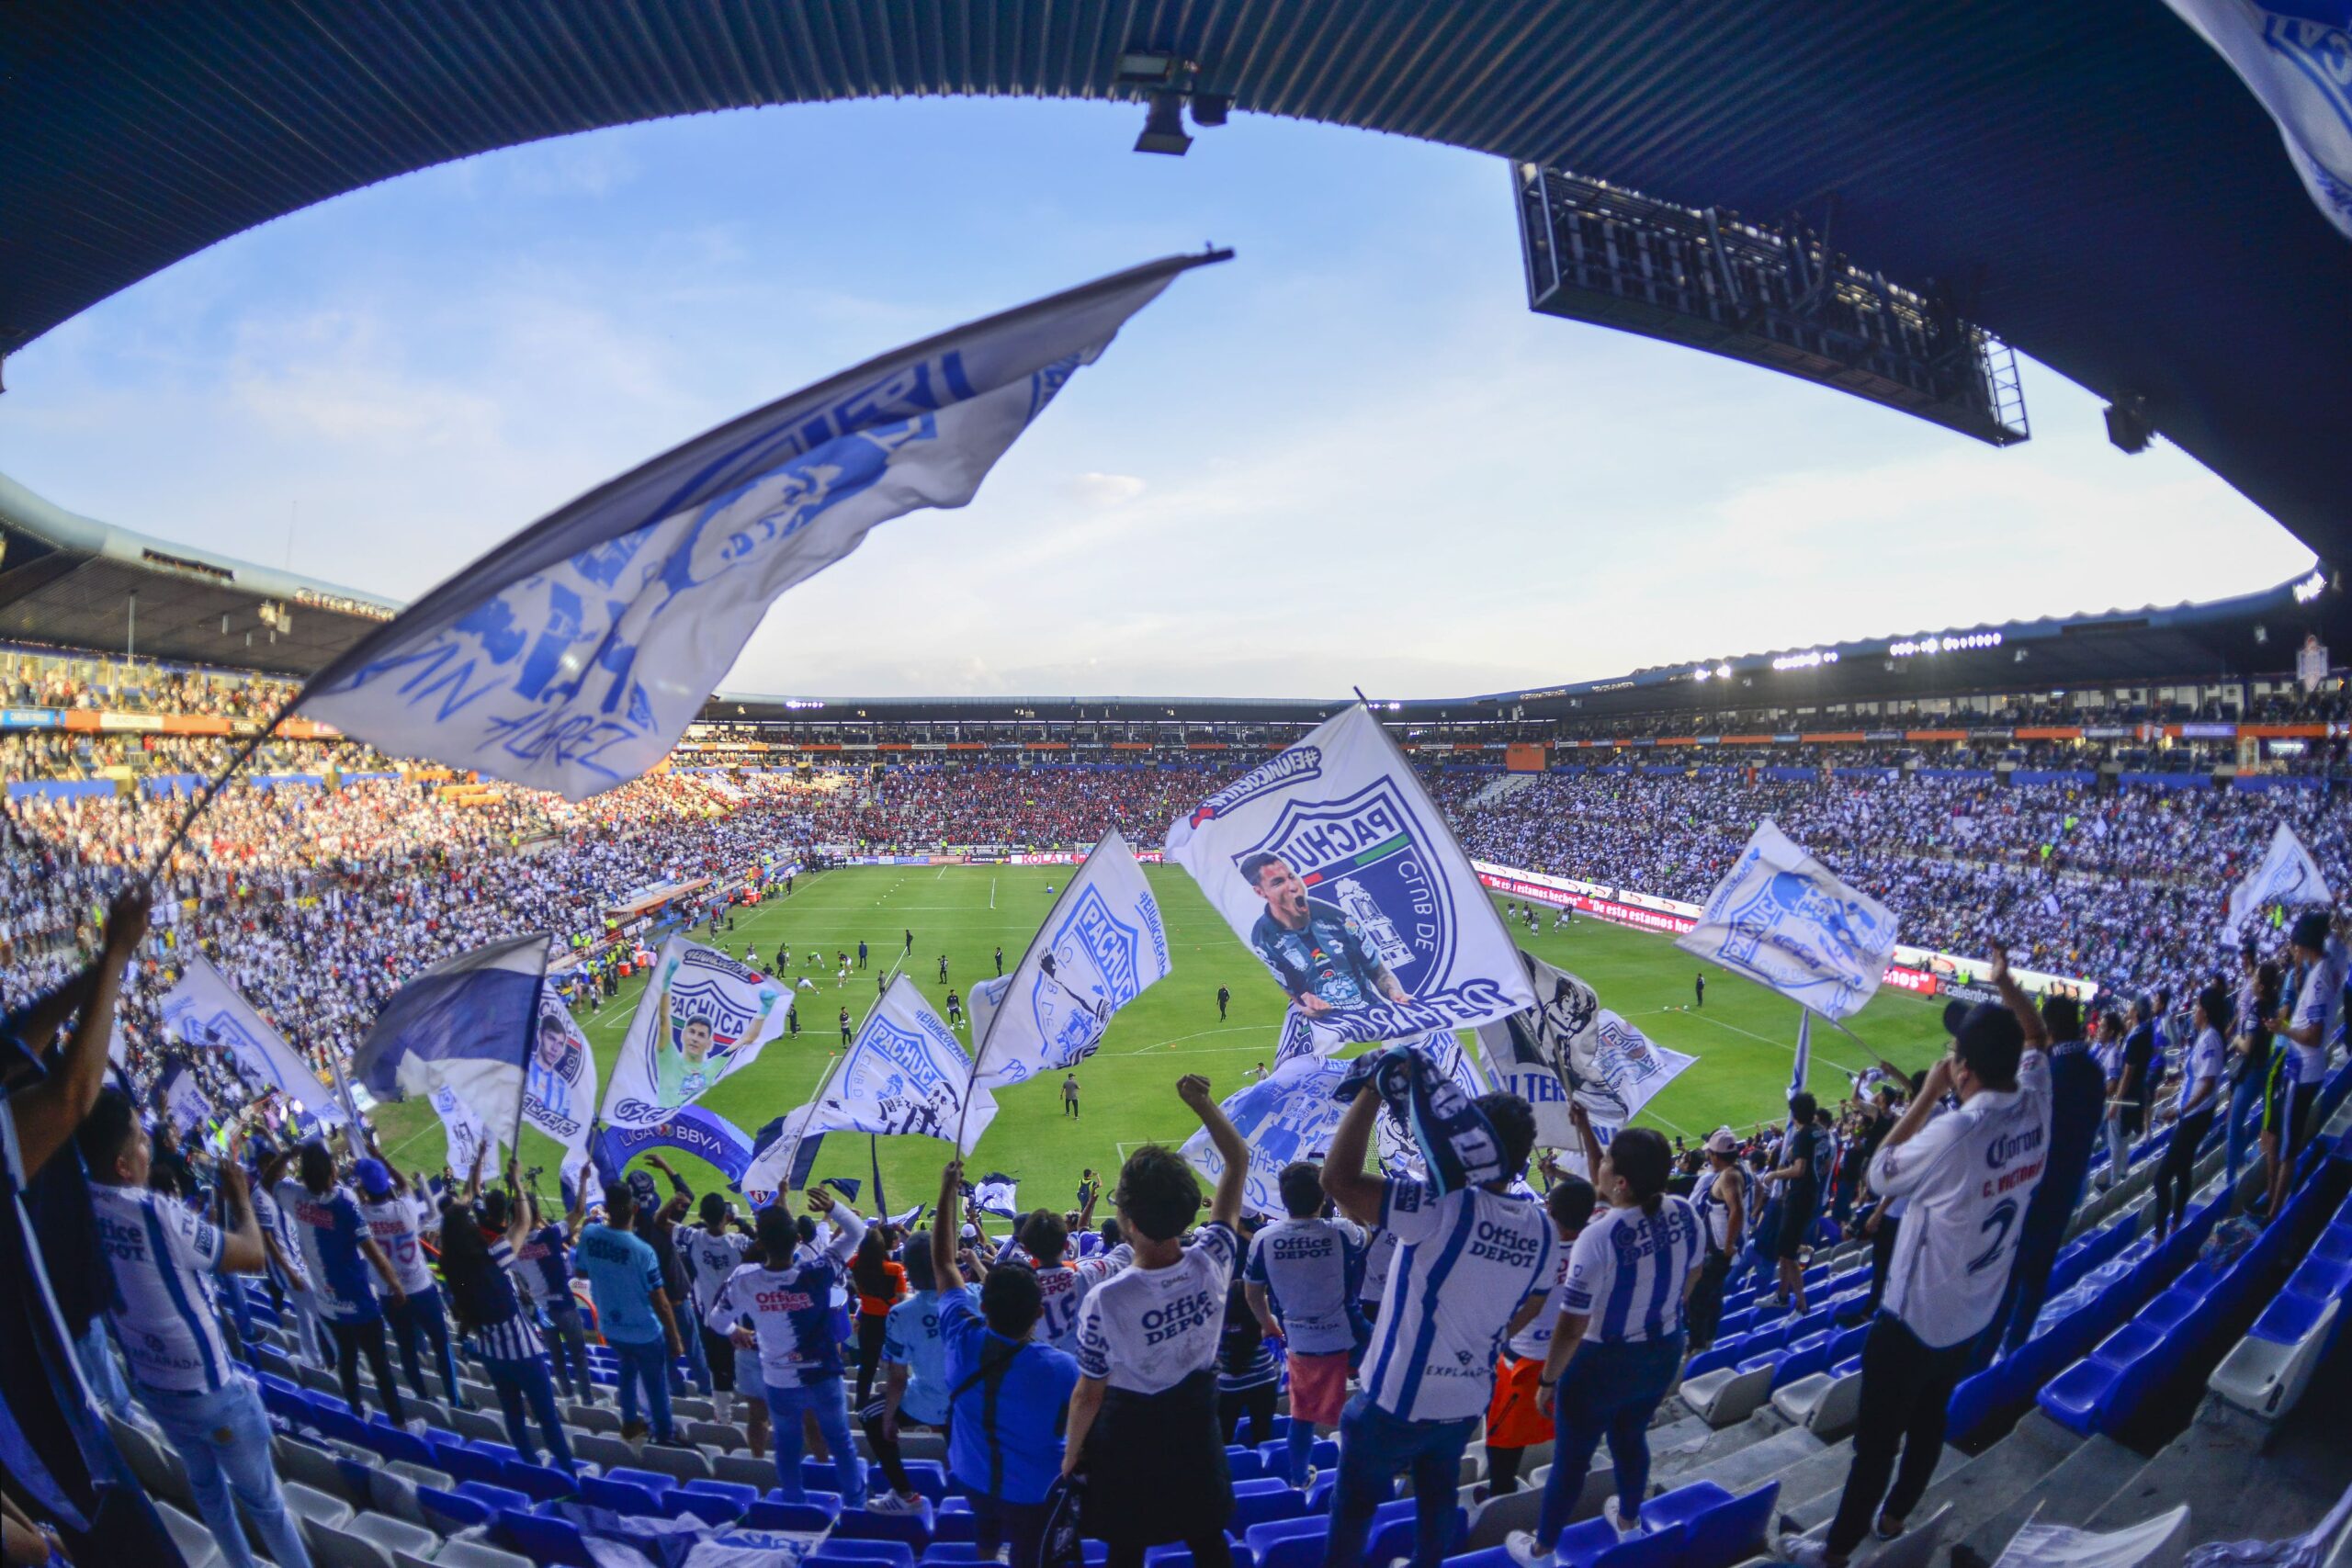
[972,1174,1021,1218]
[2225,821,2333,935]
[741,1120,825,1202]
[601,936,790,1131]
[299,253,1225,799]
[1178,1054,1354,1217]
[1372,1031,1487,1176]
[1168,704,1535,1054]
[2163,0,2352,240]
[348,931,548,1152]
[430,1082,496,1174]
[598,1106,758,1190]
[972,829,1171,1090]
[162,954,347,1127]
[1676,818,1898,1022]
[1336,1041,1506,1197]
[888,1202,926,1230]
[522,982,599,1162]
[157,1058,212,1138]
[1791,1012,1812,1095]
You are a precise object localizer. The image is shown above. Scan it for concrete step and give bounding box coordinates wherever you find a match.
[1954,1427,2145,1563]
[1903,1409,2081,1548]
[1783,1444,1971,1532]
[2087,1394,2351,1546]
[1692,1424,1830,1497]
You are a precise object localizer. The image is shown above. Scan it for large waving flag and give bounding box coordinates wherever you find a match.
[162,954,347,1127]
[298,253,1226,799]
[1167,704,1534,1053]
[157,1058,213,1139]
[1178,1055,1353,1216]
[741,976,995,1196]
[2162,1,2352,241]
[430,1083,496,1174]
[2225,821,2333,935]
[1474,951,1697,1138]
[349,932,548,1150]
[522,982,600,1164]
[1676,819,1898,1022]
[602,936,790,1132]
[971,829,1171,1089]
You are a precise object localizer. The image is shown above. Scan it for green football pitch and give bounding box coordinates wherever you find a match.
[368,863,1953,1218]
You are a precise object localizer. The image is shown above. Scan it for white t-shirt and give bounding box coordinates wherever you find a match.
[1030,1245,1132,1353]
[681,1224,752,1317]
[1506,1237,1575,1359]
[2177,1026,2226,1119]
[2290,945,2344,1084]
[1359,1227,1397,1304]
[1561,1197,1704,1346]
[89,1181,234,1394]
[1244,1217,1363,1356]
[1074,1223,1238,1394]
[360,1195,435,1296]
[1360,1178,1555,1422]
[1871,1051,2052,1348]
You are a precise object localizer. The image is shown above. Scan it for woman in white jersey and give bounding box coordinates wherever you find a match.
[1510,1110,1704,1563]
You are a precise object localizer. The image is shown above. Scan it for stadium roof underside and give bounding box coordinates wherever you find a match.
[4,3,2349,561]
[706,575,2352,728]
[0,471,401,679]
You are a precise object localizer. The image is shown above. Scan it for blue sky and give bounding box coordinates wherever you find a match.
[0,98,2312,699]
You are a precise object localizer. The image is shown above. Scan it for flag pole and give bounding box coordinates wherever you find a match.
[145,683,311,882]
[952,829,1106,1152]
[779,1038,853,1198]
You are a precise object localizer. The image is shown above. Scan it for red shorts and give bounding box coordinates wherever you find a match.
[1486,1355,1551,1450]
[1286,1349,1351,1427]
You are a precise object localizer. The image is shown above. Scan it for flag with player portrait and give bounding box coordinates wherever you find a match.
[601,936,791,1131]
[1167,704,1534,1055]
[522,983,599,1162]
[1676,818,1898,1022]
[1178,1055,1354,1216]
[972,829,1172,1089]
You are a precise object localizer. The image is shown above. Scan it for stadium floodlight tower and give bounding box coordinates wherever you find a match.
[1512,165,2030,447]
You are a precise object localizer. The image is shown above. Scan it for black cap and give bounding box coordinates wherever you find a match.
[1941,999,1971,1038]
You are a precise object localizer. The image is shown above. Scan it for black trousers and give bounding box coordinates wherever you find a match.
[329,1315,408,1427]
[1826,1314,1973,1557]
[1218,1380,1278,1449]
[854,1313,889,1406]
[1862,1214,1900,1314]
[1686,1250,1731,1351]
[2154,1108,2214,1235]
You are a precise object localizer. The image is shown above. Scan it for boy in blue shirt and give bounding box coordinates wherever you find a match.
[573,1180,685,1443]
[932,1158,1080,1568]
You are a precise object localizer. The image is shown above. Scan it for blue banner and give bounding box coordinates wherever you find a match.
[593,1105,756,1188]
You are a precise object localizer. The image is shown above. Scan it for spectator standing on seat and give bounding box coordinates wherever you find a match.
[81,1096,316,1568]
[1686,1127,1748,1352]
[516,1179,594,1405]
[2105,997,2156,1177]
[1984,991,2100,1356]
[1781,953,2050,1568]
[283,1139,413,1428]
[851,1223,907,1405]
[1483,1168,1597,1499]
[1065,1076,1250,1568]
[1761,1090,1827,1312]
[1508,1110,1702,1562]
[1242,1160,1363,1488]
[1320,1077,1552,1568]
[863,1239,965,1514]
[2153,983,2229,1243]
[1217,1246,1282,1450]
[706,1188,869,1502]
[682,1193,752,1422]
[631,1156,703,1395]
[355,1147,464,1410]
[1016,1202,1126,1355]
[574,1179,686,1445]
[934,1159,1082,1568]
[2222,950,2276,1198]
[440,1179,577,1474]
[2269,910,2344,1218]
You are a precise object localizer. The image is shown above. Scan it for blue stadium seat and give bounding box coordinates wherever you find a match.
[682,1478,763,1515]
[743,1499,842,1533]
[605,1465,678,1496]
[1229,1478,1312,1532]
[1682,1483,1780,1568]
[1226,1447,1267,1483]
[810,1546,919,1568]
[1256,1438,1340,1475]
[415,1484,489,1536]
[581,1472,668,1517]
[1243,1513,1330,1568]
[839,1505,936,1548]
[492,1508,595,1568]
[455,1480,534,1517]
[1366,1498,1464,1567]
[501,1459,579,1503]
[1639,1481,1735,1537]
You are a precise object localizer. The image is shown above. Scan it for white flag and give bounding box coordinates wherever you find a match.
[299,253,1224,799]
[1179,1055,1354,1217]
[161,955,346,1127]
[522,983,600,1163]
[158,1059,213,1138]
[2162,1,2352,241]
[1166,704,1534,1052]
[1474,953,1696,1138]
[2225,821,2333,935]
[1371,1031,1490,1177]
[972,1175,1022,1218]
[1676,818,1899,1022]
[740,977,995,1193]
[972,829,1171,1089]
[349,932,547,1152]
[431,1082,498,1175]
[601,936,791,1131]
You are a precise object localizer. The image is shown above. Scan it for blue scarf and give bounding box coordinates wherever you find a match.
[1335,1043,1505,1196]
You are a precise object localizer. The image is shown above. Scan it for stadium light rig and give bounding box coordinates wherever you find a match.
[1887,631,2002,657]
[1770,649,1839,671]
[2295,569,2327,604]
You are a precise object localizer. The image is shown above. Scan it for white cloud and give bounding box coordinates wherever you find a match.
[1064,472,1147,506]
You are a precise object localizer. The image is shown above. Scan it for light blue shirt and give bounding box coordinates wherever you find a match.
[573,1222,666,1345]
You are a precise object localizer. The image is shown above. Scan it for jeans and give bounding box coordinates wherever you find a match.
[138,1373,314,1568]
[972,1493,1052,1568]
[1996,1152,2089,1357]
[1826,1315,1974,1558]
[386,1284,463,1407]
[679,1311,713,1396]
[327,1314,407,1426]
[1535,1335,1685,1549]
[764,1378,864,1502]
[1736,1201,1782,1292]
[75,1320,133,1421]
[541,1302,594,1402]
[610,1334,676,1442]
[2223,1074,2265,1196]
[1325,1393,1476,1568]
[483,1352,576,1473]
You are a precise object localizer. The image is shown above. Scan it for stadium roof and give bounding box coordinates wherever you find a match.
[4,2,2349,563]
[0,469,401,679]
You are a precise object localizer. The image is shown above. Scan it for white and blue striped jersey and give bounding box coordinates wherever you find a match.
[1560,1197,1704,1346]
[360,1195,435,1295]
[1360,1178,1555,1421]
[473,1238,546,1362]
[1692,1165,1749,1255]
[706,1208,865,1387]
[89,1181,234,1394]
[2177,1026,2226,1119]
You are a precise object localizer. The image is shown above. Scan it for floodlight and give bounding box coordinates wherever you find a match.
[1190,94,1231,126]
[1136,92,1191,155]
